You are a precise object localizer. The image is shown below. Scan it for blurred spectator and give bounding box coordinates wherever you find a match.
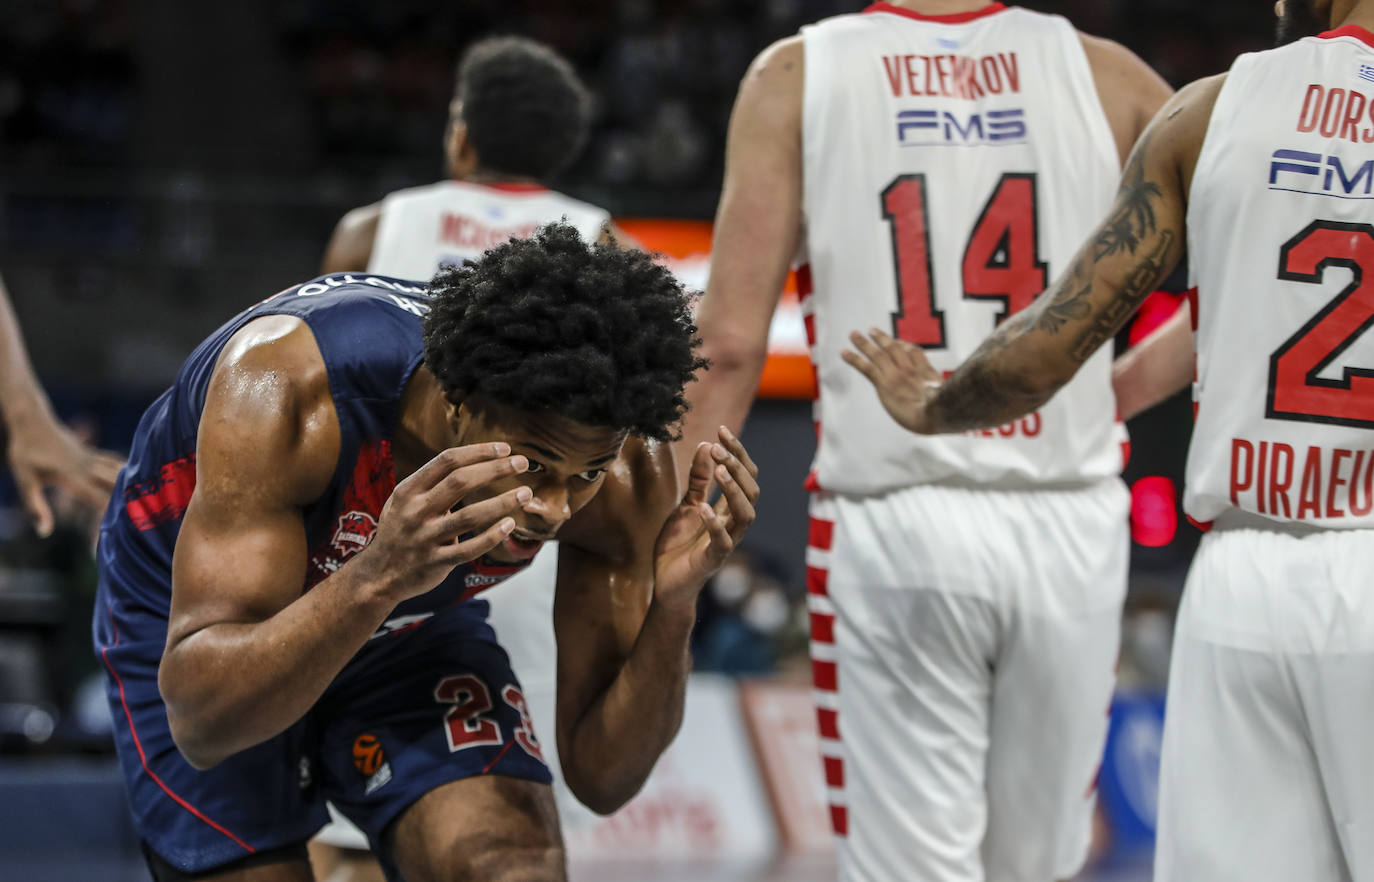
[694,548,803,676]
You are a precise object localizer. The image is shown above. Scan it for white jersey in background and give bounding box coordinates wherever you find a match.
[368,179,611,279]
[1186,28,1374,529]
[801,2,1126,494]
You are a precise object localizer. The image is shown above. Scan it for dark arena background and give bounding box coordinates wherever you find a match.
[0,2,1279,880]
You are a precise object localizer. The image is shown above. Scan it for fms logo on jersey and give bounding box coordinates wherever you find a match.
[896,107,1027,147]
[1269,148,1374,198]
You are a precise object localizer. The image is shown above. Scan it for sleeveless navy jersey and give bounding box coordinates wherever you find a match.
[94,273,529,658]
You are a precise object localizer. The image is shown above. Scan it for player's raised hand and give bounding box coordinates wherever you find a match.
[652,427,760,615]
[355,443,531,602]
[842,327,943,434]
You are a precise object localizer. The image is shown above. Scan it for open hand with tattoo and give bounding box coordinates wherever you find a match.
[842,327,944,434]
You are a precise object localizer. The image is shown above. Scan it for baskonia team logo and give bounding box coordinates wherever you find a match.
[331,510,379,558]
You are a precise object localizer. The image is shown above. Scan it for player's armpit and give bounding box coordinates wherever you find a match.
[675,35,804,493]
[320,202,381,274]
[920,75,1225,435]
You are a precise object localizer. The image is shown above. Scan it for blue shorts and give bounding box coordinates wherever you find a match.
[97,599,552,874]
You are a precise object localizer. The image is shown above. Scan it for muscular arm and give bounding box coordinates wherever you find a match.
[0,272,122,534]
[1079,32,1175,167]
[673,37,803,490]
[554,434,757,814]
[848,76,1224,435]
[320,202,381,273]
[162,317,524,768]
[552,441,687,814]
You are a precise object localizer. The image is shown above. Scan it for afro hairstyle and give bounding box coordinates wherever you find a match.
[455,36,591,181]
[421,222,708,441]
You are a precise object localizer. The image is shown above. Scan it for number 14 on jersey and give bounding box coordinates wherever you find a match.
[882,172,1046,348]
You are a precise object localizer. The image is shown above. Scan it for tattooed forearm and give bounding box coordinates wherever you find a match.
[1037,281,1092,332]
[1094,131,1161,260]
[927,360,1042,434]
[1070,229,1177,362]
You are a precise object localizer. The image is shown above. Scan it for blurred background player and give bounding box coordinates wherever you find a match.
[314,37,624,877]
[679,2,1170,880]
[843,1,1374,879]
[0,270,122,537]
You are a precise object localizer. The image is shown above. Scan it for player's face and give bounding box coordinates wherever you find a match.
[452,399,627,563]
[1275,0,1329,45]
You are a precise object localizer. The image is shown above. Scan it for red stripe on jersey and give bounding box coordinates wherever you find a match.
[824,756,845,789]
[1121,440,1132,470]
[1320,25,1374,49]
[477,181,548,193]
[795,263,814,300]
[804,469,823,492]
[817,707,839,740]
[807,517,835,551]
[810,611,835,645]
[124,456,197,531]
[1185,514,1213,532]
[864,1,1005,23]
[1185,287,1199,332]
[806,565,829,596]
[829,804,849,837]
[100,612,256,854]
[812,659,838,692]
[802,312,817,349]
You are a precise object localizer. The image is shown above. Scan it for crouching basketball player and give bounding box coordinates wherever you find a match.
[94,223,759,882]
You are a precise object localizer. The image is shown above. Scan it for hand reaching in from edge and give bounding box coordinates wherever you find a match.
[841,327,943,434]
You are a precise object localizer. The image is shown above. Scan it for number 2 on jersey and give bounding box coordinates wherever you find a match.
[882,173,1046,348]
[1270,220,1374,427]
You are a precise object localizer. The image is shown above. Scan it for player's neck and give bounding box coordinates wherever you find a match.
[394,367,453,480]
[1333,0,1374,35]
[883,0,999,15]
[458,169,543,188]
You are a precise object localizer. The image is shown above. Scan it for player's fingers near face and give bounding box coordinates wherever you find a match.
[423,454,528,515]
[403,443,512,494]
[431,486,531,543]
[717,427,758,480]
[698,502,733,561]
[683,442,715,505]
[709,439,759,504]
[711,462,756,543]
[437,516,516,566]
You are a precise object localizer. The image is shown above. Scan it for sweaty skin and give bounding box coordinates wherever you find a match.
[672,6,1173,488]
[160,314,758,881]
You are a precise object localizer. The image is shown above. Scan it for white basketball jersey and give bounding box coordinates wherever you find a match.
[368,179,611,280]
[1186,27,1374,529]
[800,3,1125,494]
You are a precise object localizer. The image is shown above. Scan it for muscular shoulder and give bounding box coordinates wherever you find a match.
[199,316,340,506]
[559,438,677,563]
[1078,32,1174,165]
[320,201,381,274]
[740,35,804,107]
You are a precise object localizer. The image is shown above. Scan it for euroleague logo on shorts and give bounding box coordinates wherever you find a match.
[352,733,385,776]
[331,510,379,558]
[352,733,393,795]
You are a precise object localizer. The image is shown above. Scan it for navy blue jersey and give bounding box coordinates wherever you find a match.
[94,273,528,659]
[93,274,549,874]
